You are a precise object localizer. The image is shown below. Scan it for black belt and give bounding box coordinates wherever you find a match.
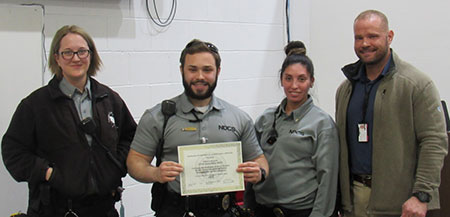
[256,203,312,217]
[352,174,372,187]
[52,191,114,206]
[51,194,116,217]
[165,190,233,212]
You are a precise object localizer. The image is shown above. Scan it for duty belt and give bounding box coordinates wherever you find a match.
[166,190,233,212]
[256,203,312,217]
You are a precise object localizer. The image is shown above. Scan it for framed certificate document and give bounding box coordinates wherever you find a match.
[178,141,245,196]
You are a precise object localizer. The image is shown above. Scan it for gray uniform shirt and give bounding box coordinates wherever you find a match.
[131,93,263,193]
[59,77,93,146]
[254,97,339,217]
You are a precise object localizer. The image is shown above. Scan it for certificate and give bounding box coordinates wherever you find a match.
[178,141,244,196]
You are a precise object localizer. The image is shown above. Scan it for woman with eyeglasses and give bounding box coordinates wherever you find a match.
[2,25,136,217]
[247,41,339,217]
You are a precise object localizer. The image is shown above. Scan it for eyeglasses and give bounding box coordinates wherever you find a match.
[59,49,91,60]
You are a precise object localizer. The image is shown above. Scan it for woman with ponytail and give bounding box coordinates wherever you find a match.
[248,41,339,217]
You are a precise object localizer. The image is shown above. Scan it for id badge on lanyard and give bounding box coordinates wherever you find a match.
[359,81,374,143]
[358,123,369,142]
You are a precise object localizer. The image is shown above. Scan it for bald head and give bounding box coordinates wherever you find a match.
[354,10,389,32]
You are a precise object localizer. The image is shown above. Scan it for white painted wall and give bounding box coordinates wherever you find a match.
[305,1,450,117]
[2,0,449,216]
[0,5,43,216]
[0,1,290,216]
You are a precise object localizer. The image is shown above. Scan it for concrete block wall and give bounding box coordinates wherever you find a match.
[1,0,307,216]
[36,0,289,121]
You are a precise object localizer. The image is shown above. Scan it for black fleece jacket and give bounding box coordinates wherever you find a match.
[2,76,136,204]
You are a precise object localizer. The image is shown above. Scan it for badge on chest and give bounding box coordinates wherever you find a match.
[358,123,369,143]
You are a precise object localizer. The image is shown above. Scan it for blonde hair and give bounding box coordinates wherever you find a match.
[48,25,102,78]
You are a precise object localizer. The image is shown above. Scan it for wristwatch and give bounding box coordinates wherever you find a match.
[259,168,266,183]
[412,191,431,203]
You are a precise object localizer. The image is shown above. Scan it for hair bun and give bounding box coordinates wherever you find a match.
[284,41,306,56]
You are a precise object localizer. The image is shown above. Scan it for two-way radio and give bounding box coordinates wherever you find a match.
[79,117,126,174]
[151,99,177,214]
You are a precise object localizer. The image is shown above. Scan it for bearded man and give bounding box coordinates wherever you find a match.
[126,39,269,217]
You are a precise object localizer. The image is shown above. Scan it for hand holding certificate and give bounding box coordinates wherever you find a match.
[178,141,244,196]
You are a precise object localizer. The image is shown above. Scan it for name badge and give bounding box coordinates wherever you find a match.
[358,123,369,142]
[182,127,197,132]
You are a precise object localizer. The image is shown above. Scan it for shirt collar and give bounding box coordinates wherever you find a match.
[59,77,91,99]
[179,92,224,114]
[358,53,393,83]
[279,96,314,121]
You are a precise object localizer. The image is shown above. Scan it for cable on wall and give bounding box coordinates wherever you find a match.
[285,0,291,43]
[146,0,177,27]
[21,3,46,86]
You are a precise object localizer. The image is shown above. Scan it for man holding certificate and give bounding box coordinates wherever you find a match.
[127,39,269,217]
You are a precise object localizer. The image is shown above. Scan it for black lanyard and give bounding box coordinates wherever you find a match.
[362,82,375,123]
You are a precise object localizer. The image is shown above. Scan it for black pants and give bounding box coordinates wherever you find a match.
[156,191,233,217]
[255,203,312,217]
[28,193,118,217]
